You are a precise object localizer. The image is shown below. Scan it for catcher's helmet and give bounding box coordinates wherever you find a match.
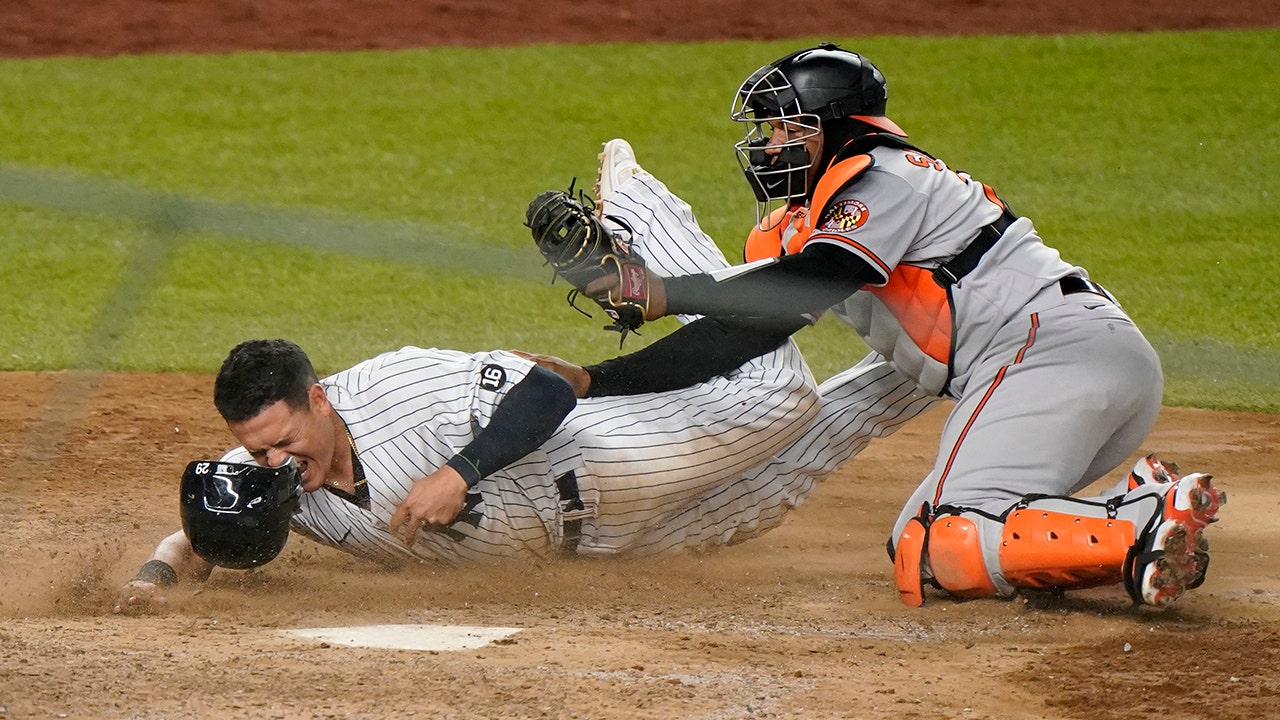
[180,460,302,569]
[731,43,906,210]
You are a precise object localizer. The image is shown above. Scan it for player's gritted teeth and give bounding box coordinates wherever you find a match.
[294,459,322,490]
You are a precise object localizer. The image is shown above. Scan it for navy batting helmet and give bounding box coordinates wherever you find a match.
[180,460,302,569]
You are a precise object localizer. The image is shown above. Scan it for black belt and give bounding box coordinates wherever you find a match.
[1058,275,1114,301]
[555,471,587,553]
[932,211,1016,288]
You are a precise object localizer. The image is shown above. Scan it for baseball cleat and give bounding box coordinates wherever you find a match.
[594,138,643,217]
[1127,452,1181,491]
[1132,472,1226,606]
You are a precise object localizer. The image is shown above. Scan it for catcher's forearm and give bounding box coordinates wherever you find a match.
[583,316,806,397]
[664,244,873,319]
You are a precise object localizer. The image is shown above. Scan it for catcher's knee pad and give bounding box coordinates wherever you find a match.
[927,516,998,599]
[999,509,1135,590]
[892,510,997,606]
[893,516,929,608]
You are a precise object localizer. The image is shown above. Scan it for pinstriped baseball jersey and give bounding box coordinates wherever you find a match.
[209,166,941,566]
[218,341,817,564]
[215,167,830,564]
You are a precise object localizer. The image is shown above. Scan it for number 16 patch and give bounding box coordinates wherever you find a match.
[479,364,507,391]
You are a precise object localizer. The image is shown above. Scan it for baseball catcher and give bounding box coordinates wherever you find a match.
[552,46,1229,610]
[526,183,651,343]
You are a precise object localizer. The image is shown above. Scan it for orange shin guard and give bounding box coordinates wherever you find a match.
[1000,510,1135,590]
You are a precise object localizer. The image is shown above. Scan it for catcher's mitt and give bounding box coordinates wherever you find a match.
[526,184,649,343]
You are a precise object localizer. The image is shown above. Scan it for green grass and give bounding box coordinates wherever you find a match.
[1,30,1276,410]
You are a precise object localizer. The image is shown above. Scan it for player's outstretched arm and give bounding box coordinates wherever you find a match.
[586,243,876,322]
[113,529,214,615]
[515,314,807,398]
[583,315,807,396]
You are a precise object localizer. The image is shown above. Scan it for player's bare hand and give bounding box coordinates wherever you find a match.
[584,269,667,320]
[113,580,168,616]
[389,466,469,546]
[511,351,591,397]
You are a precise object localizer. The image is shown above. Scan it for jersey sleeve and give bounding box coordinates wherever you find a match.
[445,363,576,488]
[462,349,542,426]
[804,162,929,286]
[336,346,539,455]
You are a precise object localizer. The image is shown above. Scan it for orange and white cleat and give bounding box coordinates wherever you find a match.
[594,138,643,218]
[1127,453,1181,490]
[1127,472,1227,606]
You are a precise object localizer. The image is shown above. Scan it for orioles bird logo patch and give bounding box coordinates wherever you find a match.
[818,199,869,233]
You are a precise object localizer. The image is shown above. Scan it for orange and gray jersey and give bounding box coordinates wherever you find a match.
[754,144,1082,397]
[737,137,1164,605]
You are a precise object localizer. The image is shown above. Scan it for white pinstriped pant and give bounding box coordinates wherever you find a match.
[572,171,938,555]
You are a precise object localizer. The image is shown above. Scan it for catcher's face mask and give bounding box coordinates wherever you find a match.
[731,64,824,228]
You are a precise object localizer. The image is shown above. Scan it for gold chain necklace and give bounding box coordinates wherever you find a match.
[345,426,368,488]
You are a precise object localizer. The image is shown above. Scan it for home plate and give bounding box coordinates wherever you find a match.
[283,624,522,651]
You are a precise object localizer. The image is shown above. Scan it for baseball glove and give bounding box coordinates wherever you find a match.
[526,184,650,343]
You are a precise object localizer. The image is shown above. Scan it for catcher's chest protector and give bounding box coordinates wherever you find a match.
[745,151,957,395]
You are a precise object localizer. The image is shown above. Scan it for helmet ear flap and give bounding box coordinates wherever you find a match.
[862,61,884,110]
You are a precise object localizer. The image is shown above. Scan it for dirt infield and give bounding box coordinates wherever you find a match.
[3,3,1280,719]
[3,373,1279,719]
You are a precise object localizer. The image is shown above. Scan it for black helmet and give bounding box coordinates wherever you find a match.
[737,43,904,131]
[180,460,302,569]
[731,43,906,213]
